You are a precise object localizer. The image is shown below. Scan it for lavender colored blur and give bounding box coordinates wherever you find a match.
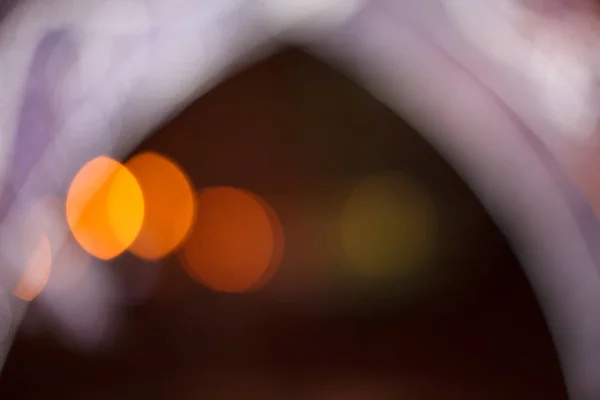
[0,29,76,221]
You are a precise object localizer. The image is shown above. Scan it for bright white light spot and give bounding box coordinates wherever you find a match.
[443,0,600,140]
[258,0,365,36]
[530,43,596,140]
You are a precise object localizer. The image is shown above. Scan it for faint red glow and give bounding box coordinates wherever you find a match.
[29,196,90,293]
[13,234,52,301]
[180,187,284,293]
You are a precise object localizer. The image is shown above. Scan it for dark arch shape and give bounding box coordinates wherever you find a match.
[0,46,568,399]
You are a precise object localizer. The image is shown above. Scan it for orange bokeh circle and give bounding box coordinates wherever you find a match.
[126,152,196,260]
[13,234,52,301]
[180,187,284,293]
[66,156,145,260]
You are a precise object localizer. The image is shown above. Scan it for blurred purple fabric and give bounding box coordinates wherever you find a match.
[0,29,76,221]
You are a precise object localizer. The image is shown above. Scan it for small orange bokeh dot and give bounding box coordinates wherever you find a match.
[14,195,62,301]
[66,156,145,261]
[180,187,284,293]
[126,152,195,261]
[13,235,52,301]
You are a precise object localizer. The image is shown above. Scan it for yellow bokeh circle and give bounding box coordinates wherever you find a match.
[340,173,437,278]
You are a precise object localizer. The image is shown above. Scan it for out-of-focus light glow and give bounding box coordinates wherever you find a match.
[180,187,284,293]
[528,18,598,140]
[444,0,599,140]
[23,196,90,294]
[258,0,364,35]
[13,195,59,301]
[126,152,195,260]
[13,235,52,301]
[66,156,145,260]
[340,173,436,278]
